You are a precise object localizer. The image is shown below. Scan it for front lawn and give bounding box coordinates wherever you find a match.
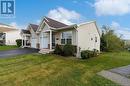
[0,52,130,86]
[0,45,18,51]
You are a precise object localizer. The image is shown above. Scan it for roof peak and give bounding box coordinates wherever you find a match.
[29,24,39,32]
[29,23,38,26]
[44,17,68,25]
[43,16,68,28]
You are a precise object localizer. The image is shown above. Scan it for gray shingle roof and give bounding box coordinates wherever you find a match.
[30,24,39,32]
[21,29,30,34]
[44,17,68,28]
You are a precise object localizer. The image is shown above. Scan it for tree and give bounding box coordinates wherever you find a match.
[100,25,124,52]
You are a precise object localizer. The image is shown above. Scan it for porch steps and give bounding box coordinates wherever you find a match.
[39,49,54,54]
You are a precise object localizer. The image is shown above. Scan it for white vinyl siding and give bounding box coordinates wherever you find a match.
[5,30,22,45]
[31,39,37,48]
[30,28,38,48]
[77,22,100,51]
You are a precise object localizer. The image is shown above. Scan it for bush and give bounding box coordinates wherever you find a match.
[81,50,93,59]
[54,44,76,56]
[54,44,63,55]
[93,49,99,57]
[16,39,22,47]
[81,49,99,59]
[62,44,75,56]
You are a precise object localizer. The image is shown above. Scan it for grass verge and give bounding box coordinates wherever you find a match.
[0,52,129,86]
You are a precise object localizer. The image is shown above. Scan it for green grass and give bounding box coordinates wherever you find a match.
[0,46,18,51]
[0,52,130,86]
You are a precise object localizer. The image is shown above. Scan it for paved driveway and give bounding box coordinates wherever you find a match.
[0,48,39,58]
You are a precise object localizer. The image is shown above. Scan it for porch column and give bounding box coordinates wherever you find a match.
[50,30,52,50]
[22,36,23,48]
[24,35,26,47]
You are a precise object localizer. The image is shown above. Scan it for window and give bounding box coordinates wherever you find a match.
[95,37,97,42]
[61,31,72,44]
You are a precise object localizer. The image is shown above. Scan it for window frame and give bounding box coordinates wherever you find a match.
[61,31,72,45]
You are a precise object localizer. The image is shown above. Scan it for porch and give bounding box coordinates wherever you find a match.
[22,34,31,48]
[39,29,76,54]
[39,30,55,52]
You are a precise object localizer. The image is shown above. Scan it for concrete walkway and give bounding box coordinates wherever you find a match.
[110,65,130,78]
[98,70,130,86]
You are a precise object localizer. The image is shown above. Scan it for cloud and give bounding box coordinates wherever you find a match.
[111,21,130,39]
[47,7,81,25]
[9,22,26,29]
[85,1,94,7]
[36,19,40,24]
[111,21,120,29]
[94,0,130,16]
[72,1,94,8]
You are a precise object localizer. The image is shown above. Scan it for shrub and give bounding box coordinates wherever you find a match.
[81,50,93,59]
[54,44,63,55]
[81,49,99,59]
[16,39,22,47]
[54,44,76,56]
[62,44,75,56]
[93,49,99,57]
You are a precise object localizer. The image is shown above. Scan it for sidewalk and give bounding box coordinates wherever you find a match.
[98,70,130,86]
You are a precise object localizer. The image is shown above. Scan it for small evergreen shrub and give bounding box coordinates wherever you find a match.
[81,50,92,59]
[16,39,22,47]
[54,44,76,57]
[81,49,99,59]
[62,44,75,56]
[54,44,63,55]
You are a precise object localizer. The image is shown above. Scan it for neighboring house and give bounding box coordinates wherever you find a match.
[21,24,38,48]
[5,29,22,45]
[21,17,100,57]
[0,23,22,45]
[0,33,5,45]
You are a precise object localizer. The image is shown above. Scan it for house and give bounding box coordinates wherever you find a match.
[21,17,100,57]
[5,29,22,45]
[0,23,22,45]
[124,40,130,50]
[21,24,38,48]
[0,33,5,45]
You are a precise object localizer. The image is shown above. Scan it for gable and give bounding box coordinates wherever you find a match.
[27,26,37,38]
[30,24,38,32]
[28,26,34,34]
[44,17,68,28]
[40,24,51,33]
[77,22,100,37]
[37,17,69,32]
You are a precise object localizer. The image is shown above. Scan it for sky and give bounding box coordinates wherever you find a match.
[0,0,130,39]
